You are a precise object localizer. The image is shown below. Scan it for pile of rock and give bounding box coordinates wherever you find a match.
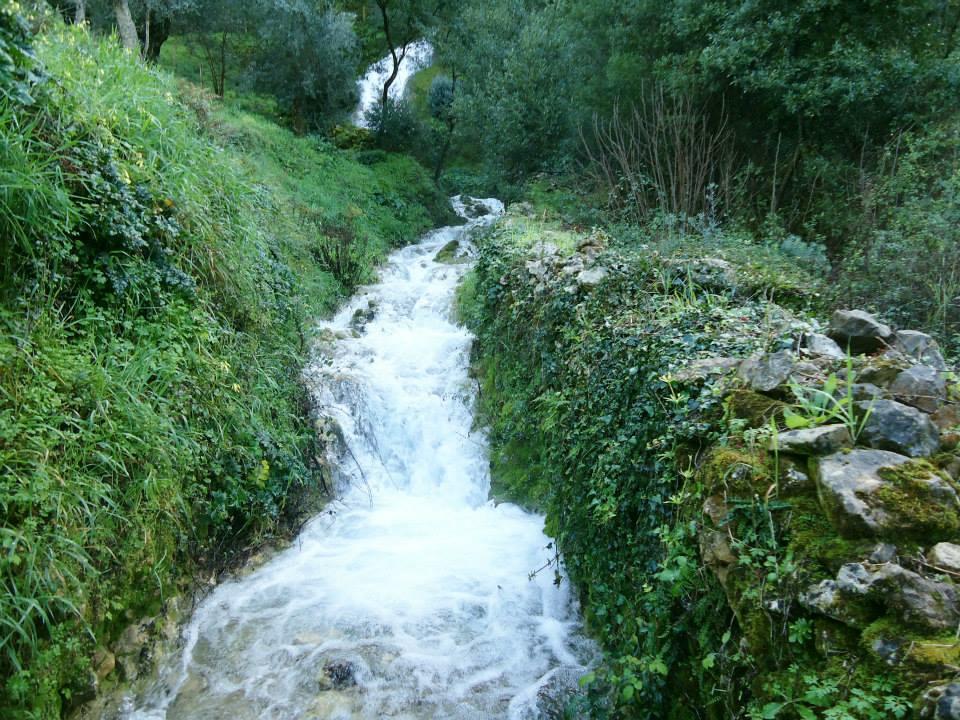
[705,309,960,717]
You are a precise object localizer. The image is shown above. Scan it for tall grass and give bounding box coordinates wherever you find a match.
[0,22,451,718]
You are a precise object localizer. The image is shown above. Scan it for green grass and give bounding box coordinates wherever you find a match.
[0,21,452,718]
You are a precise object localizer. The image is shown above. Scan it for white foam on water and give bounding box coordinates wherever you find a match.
[123,198,595,720]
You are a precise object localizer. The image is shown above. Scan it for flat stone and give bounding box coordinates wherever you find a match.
[738,350,795,393]
[804,562,960,632]
[929,543,960,573]
[890,365,947,413]
[894,330,948,371]
[673,357,741,382]
[829,310,893,353]
[772,424,852,455]
[857,399,941,457]
[814,449,910,537]
[804,332,846,360]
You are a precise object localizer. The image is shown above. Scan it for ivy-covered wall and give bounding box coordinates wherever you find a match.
[461,208,960,719]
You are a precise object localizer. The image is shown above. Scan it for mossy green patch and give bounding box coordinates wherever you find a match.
[876,460,960,542]
[727,390,788,429]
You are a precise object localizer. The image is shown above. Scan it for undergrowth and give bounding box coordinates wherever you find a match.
[0,13,449,718]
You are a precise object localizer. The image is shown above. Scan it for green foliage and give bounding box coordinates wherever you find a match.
[0,23,448,717]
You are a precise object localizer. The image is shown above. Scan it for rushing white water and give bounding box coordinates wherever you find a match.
[354,39,434,127]
[121,199,595,720]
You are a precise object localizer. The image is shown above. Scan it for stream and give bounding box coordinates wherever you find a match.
[119,199,596,719]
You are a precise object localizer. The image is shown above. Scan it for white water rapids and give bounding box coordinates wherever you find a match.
[121,199,595,719]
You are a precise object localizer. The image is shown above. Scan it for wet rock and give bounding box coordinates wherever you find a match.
[350,306,375,332]
[92,648,115,682]
[928,542,960,573]
[513,667,587,720]
[575,267,608,289]
[673,357,741,382]
[434,240,464,264]
[318,660,358,691]
[738,351,795,393]
[893,330,948,371]
[803,332,846,360]
[935,683,960,720]
[828,309,893,353]
[112,619,152,681]
[868,543,898,564]
[889,365,946,413]
[771,424,851,455]
[856,399,940,457]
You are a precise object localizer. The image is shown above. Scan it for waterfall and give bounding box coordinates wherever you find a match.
[353,40,434,128]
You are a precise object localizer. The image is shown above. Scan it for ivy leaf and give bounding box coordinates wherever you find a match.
[761,702,784,719]
[796,706,817,720]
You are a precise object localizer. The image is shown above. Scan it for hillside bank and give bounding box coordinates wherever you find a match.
[460,204,960,719]
[0,14,452,717]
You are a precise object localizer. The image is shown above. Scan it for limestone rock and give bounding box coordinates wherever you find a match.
[803,332,846,360]
[673,357,741,382]
[738,351,795,393]
[811,450,960,540]
[856,399,941,457]
[890,365,947,413]
[813,449,910,537]
[929,542,960,573]
[894,330,948,371]
[828,309,893,353]
[803,562,960,632]
[849,383,885,401]
[772,424,852,456]
[868,543,898,564]
[575,267,608,289]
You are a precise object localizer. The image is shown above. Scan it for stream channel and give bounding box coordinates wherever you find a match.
[119,199,596,719]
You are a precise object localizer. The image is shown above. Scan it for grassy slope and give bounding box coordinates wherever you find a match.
[0,23,451,718]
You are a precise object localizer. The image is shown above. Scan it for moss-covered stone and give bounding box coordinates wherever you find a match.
[726,389,787,429]
[875,460,960,542]
[698,446,772,496]
[434,239,463,264]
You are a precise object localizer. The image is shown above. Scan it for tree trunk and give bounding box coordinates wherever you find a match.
[113,0,140,52]
[74,0,86,25]
[375,0,409,116]
[143,16,171,62]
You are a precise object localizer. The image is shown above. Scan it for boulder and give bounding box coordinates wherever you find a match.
[920,684,960,720]
[893,330,948,371]
[434,240,464,264]
[868,543,898,564]
[828,309,893,353]
[318,659,358,691]
[738,351,795,393]
[856,399,940,457]
[772,424,851,455]
[575,267,608,289]
[812,449,960,538]
[92,648,116,682]
[889,365,947,413]
[803,562,960,632]
[803,332,846,360]
[928,542,960,574]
